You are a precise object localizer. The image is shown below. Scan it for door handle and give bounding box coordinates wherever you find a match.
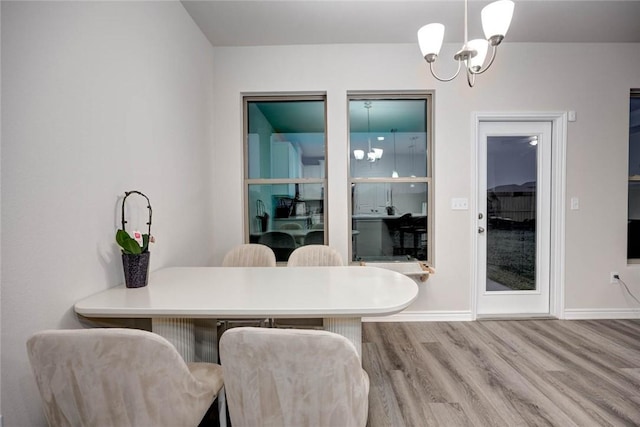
[478,226,485,233]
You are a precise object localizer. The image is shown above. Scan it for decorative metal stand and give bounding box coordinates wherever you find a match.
[120,190,152,288]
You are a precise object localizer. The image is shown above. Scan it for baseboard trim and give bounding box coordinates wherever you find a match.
[563,308,640,320]
[363,310,473,322]
[476,313,556,320]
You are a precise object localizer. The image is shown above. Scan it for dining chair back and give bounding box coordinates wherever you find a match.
[302,230,324,245]
[399,216,427,259]
[287,245,343,267]
[277,245,342,328]
[222,243,276,267]
[258,231,297,262]
[219,327,369,427]
[27,328,225,427]
[221,244,276,330]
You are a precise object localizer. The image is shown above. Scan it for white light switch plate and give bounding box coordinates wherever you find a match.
[451,198,468,210]
[570,197,579,210]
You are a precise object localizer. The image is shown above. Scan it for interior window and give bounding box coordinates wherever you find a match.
[244,96,326,262]
[348,95,433,263]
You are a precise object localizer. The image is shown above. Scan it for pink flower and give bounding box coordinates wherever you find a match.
[132,230,144,247]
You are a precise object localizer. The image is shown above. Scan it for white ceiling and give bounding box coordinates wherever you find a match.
[181,0,640,47]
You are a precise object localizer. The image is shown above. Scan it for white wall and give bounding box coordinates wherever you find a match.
[0,0,3,421]
[1,1,215,425]
[211,43,640,317]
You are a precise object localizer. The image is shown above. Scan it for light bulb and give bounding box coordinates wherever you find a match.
[417,23,445,61]
[466,39,489,72]
[481,0,514,45]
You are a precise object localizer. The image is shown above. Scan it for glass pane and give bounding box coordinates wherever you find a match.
[628,94,640,259]
[248,183,325,261]
[247,100,325,179]
[351,182,427,262]
[349,100,428,178]
[628,96,640,177]
[628,182,640,258]
[486,136,537,291]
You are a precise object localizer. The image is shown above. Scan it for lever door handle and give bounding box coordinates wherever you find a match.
[478,226,485,233]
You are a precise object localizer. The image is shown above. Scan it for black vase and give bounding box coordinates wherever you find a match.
[122,252,151,288]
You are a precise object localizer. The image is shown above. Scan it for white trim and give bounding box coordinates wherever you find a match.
[563,308,640,320]
[471,112,567,320]
[363,310,473,322]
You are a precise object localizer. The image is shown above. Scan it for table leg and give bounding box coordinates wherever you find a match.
[323,317,362,357]
[152,318,195,362]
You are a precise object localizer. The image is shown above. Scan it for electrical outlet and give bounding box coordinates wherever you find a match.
[610,272,619,284]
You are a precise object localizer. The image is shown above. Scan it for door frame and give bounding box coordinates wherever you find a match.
[470,112,567,320]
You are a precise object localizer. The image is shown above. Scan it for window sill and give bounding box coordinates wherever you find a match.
[357,261,433,282]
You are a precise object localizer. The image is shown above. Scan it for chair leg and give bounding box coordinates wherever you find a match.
[218,386,227,427]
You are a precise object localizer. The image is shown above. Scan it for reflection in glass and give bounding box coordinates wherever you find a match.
[247,100,325,180]
[486,136,537,292]
[627,94,640,259]
[248,183,325,261]
[628,96,640,177]
[628,182,640,258]
[349,100,428,179]
[351,182,427,262]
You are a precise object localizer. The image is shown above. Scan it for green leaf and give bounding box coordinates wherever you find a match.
[142,234,150,253]
[116,229,130,247]
[121,239,142,255]
[116,229,141,255]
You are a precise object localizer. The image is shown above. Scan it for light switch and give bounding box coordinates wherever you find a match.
[451,198,468,210]
[570,197,579,210]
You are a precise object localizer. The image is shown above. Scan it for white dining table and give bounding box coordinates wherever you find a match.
[74,266,418,362]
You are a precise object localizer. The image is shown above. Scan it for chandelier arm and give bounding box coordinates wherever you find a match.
[429,60,463,82]
[471,44,498,75]
[466,67,476,87]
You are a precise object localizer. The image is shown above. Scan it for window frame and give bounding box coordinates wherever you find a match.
[628,89,640,263]
[347,92,435,265]
[242,93,328,251]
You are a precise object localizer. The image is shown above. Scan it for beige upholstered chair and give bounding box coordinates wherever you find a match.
[27,328,225,427]
[222,243,276,267]
[287,244,343,267]
[221,244,276,330]
[220,327,369,427]
[275,245,343,328]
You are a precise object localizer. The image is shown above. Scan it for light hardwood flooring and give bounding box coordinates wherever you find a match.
[362,320,640,427]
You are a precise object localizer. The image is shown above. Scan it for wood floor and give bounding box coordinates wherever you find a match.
[362,320,640,427]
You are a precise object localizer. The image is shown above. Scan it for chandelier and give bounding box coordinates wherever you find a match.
[353,101,383,162]
[417,0,514,87]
